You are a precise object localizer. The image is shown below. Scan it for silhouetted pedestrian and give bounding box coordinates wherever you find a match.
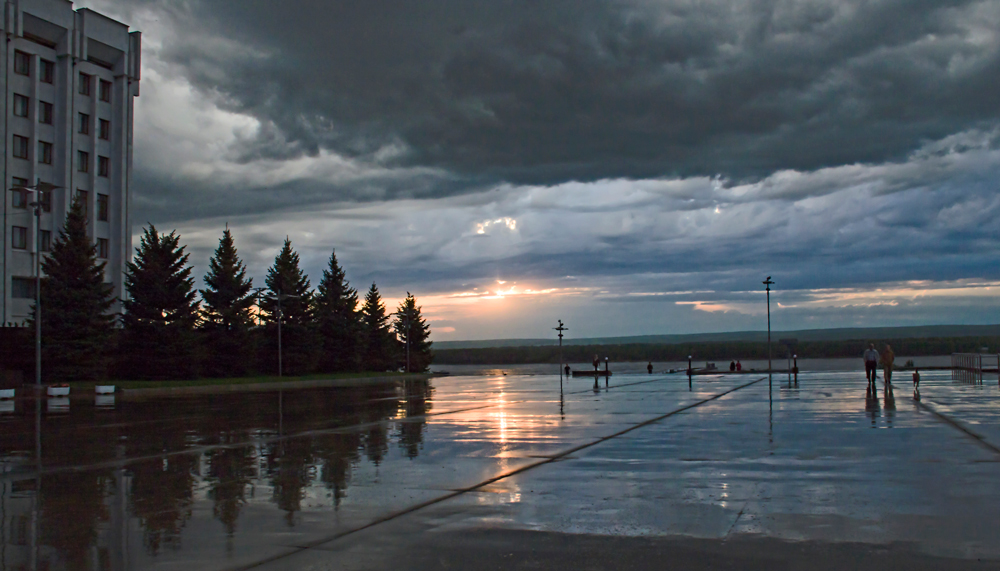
[882,344,895,386]
[864,343,879,387]
[647,362,653,374]
[564,364,571,377]
[729,361,736,372]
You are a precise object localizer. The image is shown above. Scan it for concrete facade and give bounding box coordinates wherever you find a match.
[0,0,139,325]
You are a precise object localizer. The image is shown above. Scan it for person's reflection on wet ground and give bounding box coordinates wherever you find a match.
[866,386,880,428]
[883,382,896,427]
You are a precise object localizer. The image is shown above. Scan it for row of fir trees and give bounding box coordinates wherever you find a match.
[33,197,432,382]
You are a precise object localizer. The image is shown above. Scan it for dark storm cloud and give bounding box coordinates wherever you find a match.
[143,0,998,190]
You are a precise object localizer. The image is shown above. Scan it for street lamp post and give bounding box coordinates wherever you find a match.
[763,276,774,390]
[11,182,61,389]
[403,313,411,374]
[251,287,266,327]
[264,289,300,377]
[554,320,567,390]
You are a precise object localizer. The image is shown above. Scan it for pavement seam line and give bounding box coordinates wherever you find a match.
[229,376,766,571]
[916,398,1000,456]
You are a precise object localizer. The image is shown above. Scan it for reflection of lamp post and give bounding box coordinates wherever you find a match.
[688,354,693,390]
[263,289,300,377]
[11,181,61,388]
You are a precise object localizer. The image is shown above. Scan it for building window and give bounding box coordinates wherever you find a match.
[11,189,26,209]
[76,190,89,216]
[98,156,110,177]
[78,151,89,172]
[39,189,51,213]
[40,230,51,252]
[79,72,91,95]
[13,135,29,159]
[14,51,30,76]
[11,177,28,209]
[97,238,109,259]
[13,94,29,118]
[40,59,54,83]
[97,193,109,221]
[79,113,90,134]
[39,102,53,124]
[99,79,112,102]
[12,277,35,299]
[12,226,28,249]
[38,141,53,164]
[99,119,111,140]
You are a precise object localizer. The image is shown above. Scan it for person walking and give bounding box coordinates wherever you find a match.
[882,344,895,386]
[647,362,654,374]
[736,360,742,372]
[864,343,880,389]
[729,361,736,372]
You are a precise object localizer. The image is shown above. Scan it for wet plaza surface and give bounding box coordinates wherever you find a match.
[2,369,1000,570]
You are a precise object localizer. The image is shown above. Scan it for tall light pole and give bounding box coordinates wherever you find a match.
[402,313,411,374]
[12,181,61,389]
[264,289,300,377]
[763,277,774,388]
[251,287,266,327]
[554,320,567,390]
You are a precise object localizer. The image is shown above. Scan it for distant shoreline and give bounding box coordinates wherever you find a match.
[434,324,1000,350]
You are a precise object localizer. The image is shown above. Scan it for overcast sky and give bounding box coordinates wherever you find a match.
[78,0,1000,341]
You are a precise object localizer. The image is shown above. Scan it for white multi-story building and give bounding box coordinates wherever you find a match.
[0,0,139,325]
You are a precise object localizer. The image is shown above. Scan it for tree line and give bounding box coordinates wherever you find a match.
[9,197,433,382]
[434,336,1000,365]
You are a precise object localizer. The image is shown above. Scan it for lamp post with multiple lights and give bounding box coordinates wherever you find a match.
[402,313,411,373]
[763,276,774,390]
[554,320,567,389]
[263,290,300,377]
[10,181,61,388]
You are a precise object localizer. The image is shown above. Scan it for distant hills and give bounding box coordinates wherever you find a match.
[433,324,1000,349]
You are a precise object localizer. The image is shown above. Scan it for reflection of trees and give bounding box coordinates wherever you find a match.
[129,454,197,554]
[359,386,398,466]
[266,437,315,527]
[206,437,256,536]
[314,431,361,507]
[0,380,439,559]
[39,471,111,571]
[398,380,434,459]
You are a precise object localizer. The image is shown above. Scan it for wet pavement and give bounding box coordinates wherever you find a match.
[1,369,999,570]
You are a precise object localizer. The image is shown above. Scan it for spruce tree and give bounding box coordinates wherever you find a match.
[314,250,361,372]
[360,282,395,371]
[200,228,256,377]
[120,225,200,380]
[32,195,115,382]
[393,292,433,373]
[261,238,318,375]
